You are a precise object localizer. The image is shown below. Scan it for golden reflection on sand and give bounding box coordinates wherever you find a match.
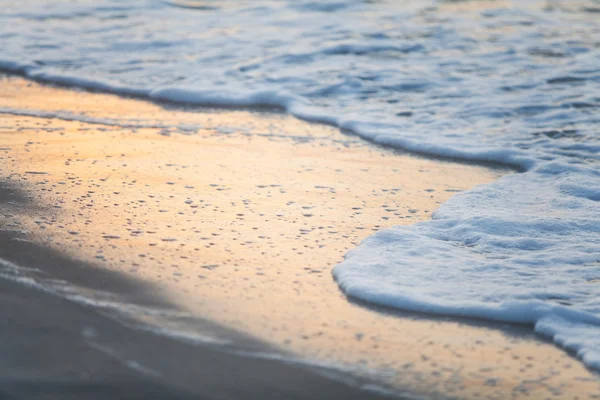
[0,76,598,399]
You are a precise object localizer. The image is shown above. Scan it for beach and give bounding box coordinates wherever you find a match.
[0,223,388,400]
[1,75,599,399]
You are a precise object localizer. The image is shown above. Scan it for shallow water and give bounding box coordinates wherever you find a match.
[1,0,599,371]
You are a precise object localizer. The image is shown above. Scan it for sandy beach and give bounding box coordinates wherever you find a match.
[1,75,599,399]
[0,213,387,400]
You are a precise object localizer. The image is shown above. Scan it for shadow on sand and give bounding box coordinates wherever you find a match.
[0,181,393,400]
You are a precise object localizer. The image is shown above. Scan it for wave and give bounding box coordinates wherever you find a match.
[1,0,599,372]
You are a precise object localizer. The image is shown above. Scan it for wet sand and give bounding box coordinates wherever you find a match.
[1,76,599,399]
[0,204,387,400]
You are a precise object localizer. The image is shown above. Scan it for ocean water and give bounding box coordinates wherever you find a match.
[1,0,600,370]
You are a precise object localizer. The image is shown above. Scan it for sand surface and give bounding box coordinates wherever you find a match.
[0,210,387,400]
[1,76,599,399]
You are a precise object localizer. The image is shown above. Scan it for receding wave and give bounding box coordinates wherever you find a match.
[0,0,599,371]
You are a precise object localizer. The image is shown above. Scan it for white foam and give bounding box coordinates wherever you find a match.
[0,107,186,129]
[334,170,600,369]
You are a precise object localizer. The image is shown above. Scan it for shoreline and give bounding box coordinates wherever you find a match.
[0,68,522,174]
[0,64,528,173]
[1,75,599,399]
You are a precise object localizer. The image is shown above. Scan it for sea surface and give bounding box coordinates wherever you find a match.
[1,0,599,370]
